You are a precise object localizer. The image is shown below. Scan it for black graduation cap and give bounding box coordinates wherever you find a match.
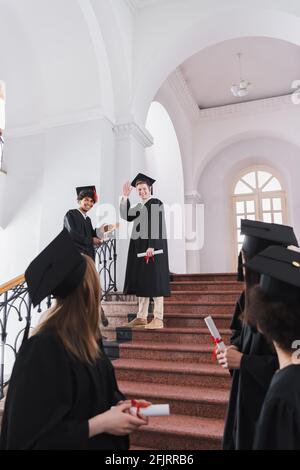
[131,173,156,194]
[25,229,87,307]
[246,245,300,303]
[76,185,98,202]
[241,219,298,259]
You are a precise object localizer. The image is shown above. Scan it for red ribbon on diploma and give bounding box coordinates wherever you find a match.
[145,254,154,264]
[131,399,149,416]
[211,336,223,362]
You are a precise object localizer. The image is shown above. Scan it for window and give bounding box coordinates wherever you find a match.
[232,167,287,259]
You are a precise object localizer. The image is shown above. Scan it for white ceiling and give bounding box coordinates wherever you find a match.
[180,37,300,109]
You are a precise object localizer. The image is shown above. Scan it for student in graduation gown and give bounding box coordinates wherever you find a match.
[120,173,170,329]
[0,229,149,450]
[64,186,108,327]
[64,185,102,261]
[218,219,298,450]
[245,246,300,449]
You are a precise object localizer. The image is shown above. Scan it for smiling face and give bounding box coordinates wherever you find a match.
[78,196,94,213]
[136,182,151,201]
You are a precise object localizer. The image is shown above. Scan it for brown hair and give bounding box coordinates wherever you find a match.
[245,285,300,353]
[34,255,101,364]
[136,180,150,188]
[239,249,261,324]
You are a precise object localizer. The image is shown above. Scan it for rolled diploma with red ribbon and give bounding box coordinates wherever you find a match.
[137,249,164,258]
[204,315,225,351]
[130,401,170,417]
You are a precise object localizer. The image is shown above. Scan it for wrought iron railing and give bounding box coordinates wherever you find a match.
[0,237,117,399]
[95,236,117,300]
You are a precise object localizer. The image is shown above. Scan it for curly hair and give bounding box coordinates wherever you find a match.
[245,285,300,353]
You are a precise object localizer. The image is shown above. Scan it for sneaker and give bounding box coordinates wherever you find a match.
[144,318,164,329]
[124,317,148,328]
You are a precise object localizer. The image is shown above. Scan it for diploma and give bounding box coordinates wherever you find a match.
[130,403,170,417]
[137,249,164,258]
[96,223,119,238]
[204,315,225,351]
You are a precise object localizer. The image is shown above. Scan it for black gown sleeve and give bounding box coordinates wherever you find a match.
[241,354,278,391]
[119,198,140,222]
[64,211,93,248]
[147,200,166,250]
[0,334,88,450]
[253,398,299,450]
[230,291,245,346]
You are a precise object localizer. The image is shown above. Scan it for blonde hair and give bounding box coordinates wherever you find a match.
[34,255,101,364]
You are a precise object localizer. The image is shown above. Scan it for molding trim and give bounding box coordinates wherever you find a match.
[184,191,202,204]
[168,67,200,123]
[125,0,166,11]
[125,0,139,12]
[6,108,113,138]
[113,121,154,147]
[199,94,298,120]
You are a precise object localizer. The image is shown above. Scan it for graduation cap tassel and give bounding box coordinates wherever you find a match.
[237,251,244,282]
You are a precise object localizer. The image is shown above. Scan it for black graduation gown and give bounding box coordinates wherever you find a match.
[64,209,96,260]
[120,197,170,297]
[230,291,245,345]
[222,323,279,450]
[254,365,300,450]
[0,330,129,450]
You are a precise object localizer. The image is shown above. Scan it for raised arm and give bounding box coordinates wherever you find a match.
[119,181,140,222]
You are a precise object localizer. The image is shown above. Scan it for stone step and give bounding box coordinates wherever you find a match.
[114,326,231,345]
[130,414,224,450]
[171,273,237,282]
[129,445,157,450]
[103,312,233,334]
[114,358,231,388]
[170,290,240,302]
[161,313,232,328]
[164,301,234,316]
[119,380,229,420]
[171,281,242,292]
[119,341,217,363]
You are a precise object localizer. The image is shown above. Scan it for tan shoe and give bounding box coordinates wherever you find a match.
[124,317,148,328]
[100,307,109,327]
[144,318,164,329]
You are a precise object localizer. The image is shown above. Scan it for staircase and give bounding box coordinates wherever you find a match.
[103,273,242,450]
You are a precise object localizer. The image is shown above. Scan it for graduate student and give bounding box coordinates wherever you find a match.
[0,230,148,450]
[64,186,108,327]
[218,219,298,450]
[120,173,170,329]
[64,185,102,261]
[245,246,300,450]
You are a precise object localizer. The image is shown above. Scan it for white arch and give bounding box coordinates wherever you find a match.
[197,135,300,272]
[145,101,186,273]
[132,7,300,124]
[77,0,115,120]
[194,129,300,190]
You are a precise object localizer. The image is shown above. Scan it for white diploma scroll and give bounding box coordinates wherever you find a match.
[137,249,164,258]
[130,404,170,417]
[204,315,225,351]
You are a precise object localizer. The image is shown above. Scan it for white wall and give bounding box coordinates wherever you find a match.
[198,136,300,273]
[0,134,45,283]
[3,0,300,287]
[145,101,186,274]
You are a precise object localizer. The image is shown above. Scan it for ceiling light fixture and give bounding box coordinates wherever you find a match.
[231,53,251,98]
